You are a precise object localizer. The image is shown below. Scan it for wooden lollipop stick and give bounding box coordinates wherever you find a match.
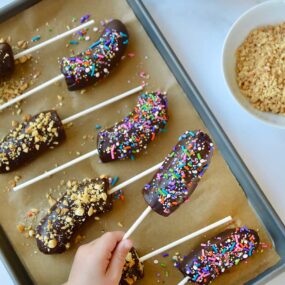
[177,277,190,285]
[14,20,95,60]
[62,85,143,124]
[0,74,64,111]
[139,216,233,262]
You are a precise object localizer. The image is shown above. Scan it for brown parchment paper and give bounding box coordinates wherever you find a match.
[0,0,280,284]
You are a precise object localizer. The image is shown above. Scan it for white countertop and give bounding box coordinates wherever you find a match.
[0,0,14,9]
[1,0,285,284]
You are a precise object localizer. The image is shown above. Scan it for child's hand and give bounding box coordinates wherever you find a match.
[67,231,133,285]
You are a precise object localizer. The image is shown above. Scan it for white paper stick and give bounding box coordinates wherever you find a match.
[139,216,232,262]
[177,277,190,285]
[0,74,64,111]
[123,206,152,240]
[62,85,143,125]
[13,149,98,192]
[108,162,162,195]
[14,159,161,193]
[14,20,95,60]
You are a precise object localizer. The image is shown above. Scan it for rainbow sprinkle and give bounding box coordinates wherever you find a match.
[31,35,41,42]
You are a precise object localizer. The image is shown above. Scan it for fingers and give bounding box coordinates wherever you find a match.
[91,231,124,248]
[107,239,133,281]
[89,231,125,273]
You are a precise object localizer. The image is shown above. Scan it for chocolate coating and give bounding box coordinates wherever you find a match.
[97,92,168,162]
[0,42,15,79]
[61,19,129,91]
[179,227,260,284]
[120,247,144,285]
[36,178,112,254]
[0,111,65,173]
[143,130,214,217]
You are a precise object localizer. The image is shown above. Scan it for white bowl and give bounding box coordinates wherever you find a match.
[222,0,285,128]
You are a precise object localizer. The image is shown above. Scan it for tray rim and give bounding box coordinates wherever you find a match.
[0,0,285,284]
[127,0,285,284]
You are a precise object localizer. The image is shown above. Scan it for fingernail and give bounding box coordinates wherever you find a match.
[122,239,133,249]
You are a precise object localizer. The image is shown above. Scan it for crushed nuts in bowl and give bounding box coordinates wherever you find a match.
[222,0,285,127]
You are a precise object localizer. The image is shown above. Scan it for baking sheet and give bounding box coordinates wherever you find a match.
[0,0,280,284]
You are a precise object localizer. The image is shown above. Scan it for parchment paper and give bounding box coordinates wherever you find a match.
[0,0,280,284]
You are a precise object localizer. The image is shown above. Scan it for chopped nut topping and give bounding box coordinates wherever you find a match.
[87,207,94,216]
[36,178,111,253]
[17,224,25,233]
[236,22,285,113]
[48,239,58,249]
[0,111,65,172]
[75,207,85,216]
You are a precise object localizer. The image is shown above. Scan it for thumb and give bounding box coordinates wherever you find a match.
[107,239,133,282]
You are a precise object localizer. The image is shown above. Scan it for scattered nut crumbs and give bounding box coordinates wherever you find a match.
[8,175,21,187]
[74,234,85,244]
[236,22,285,114]
[16,54,32,64]
[46,193,56,207]
[17,208,40,238]
[0,79,29,106]
[17,224,25,233]
[17,40,28,49]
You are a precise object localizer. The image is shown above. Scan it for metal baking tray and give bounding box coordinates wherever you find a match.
[1,0,285,284]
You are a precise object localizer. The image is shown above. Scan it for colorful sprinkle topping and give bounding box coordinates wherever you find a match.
[61,20,128,89]
[80,14,91,23]
[69,40,79,45]
[31,35,41,42]
[143,130,214,216]
[97,91,168,162]
[179,227,260,284]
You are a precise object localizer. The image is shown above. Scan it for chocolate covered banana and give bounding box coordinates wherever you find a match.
[97,91,168,162]
[0,42,14,78]
[36,178,112,254]
[179,227,260,284]
[143,130,214,216]
[0,111,65,173]
[120,248,144,285]
[61,19,129,91]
